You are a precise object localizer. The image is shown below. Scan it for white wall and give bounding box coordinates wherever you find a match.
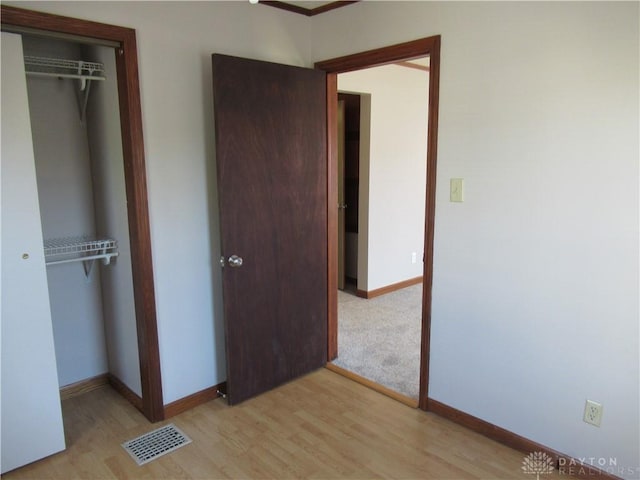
[6,3,638,476]
[339,64,428,291]
[85,44,142,396]
[8,1,312,404]
[23,36,109,387]
[315,2,640,478]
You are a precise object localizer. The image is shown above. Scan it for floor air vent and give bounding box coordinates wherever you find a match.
[122,423,192,466]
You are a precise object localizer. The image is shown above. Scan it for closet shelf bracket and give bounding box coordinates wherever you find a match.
[44,236,118,278]
[23,56,106,122]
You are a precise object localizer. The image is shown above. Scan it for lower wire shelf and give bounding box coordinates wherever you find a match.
[44,236,118,276]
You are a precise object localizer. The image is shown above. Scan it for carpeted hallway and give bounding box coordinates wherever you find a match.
[332,284,422,399]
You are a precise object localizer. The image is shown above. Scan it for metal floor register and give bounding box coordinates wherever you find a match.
[122,423,192,466]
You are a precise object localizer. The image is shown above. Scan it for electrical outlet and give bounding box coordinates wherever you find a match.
[411,252,417,264]
[583,400,603,427]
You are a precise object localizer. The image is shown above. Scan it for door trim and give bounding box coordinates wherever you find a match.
[1,5,164,422]
[315,36,441,410]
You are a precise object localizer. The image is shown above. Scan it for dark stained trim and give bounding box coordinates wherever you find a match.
[311,1,359,16]
[59,374,109,401]
[356,276,423,299]
[420,35,440,412]
[315,37,436,74]
[260,1,309,16]
[164,382,227,419]
[1,5,164,423]
[109,374,144,412]
[315,35,441,412]
[428,398,623,480]
[326,74,339,361]
[260,1,359,17]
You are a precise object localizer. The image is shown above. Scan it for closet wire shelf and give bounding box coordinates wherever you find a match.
[24,56,106,85]
[44,236,118,276]
[24,56,106,122]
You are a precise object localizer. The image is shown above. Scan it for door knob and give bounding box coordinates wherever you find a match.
[228,255,243,267]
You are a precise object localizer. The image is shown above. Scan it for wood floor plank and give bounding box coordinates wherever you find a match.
[3,368,574,479]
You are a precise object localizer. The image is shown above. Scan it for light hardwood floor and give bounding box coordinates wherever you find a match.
[5,369,570,479]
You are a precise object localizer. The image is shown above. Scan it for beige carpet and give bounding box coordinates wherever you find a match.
[332,284,422,399]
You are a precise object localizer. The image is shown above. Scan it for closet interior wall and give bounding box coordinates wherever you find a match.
[23,35,142,397]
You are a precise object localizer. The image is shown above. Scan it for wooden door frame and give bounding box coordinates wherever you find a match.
[315,36,441,410]
[1,5,164,422]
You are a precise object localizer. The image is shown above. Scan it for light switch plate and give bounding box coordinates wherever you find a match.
[450,178,464,202]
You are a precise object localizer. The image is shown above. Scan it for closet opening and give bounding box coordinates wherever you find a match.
[1,5,163,423]
[23,32,144,407]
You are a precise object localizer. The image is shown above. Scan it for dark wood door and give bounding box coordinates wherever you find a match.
[212,54,327,405]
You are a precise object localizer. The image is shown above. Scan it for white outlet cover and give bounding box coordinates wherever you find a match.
[583,400,603,427]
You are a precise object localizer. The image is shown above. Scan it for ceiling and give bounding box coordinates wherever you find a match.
[260,1,359,17]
